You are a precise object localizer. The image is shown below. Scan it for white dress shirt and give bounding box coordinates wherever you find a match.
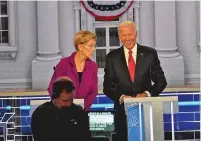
[123,43,137,65]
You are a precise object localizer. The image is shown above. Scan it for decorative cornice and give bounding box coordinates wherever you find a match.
[133,0,140,8]
[155,47,180,58]
[73,1,81,10]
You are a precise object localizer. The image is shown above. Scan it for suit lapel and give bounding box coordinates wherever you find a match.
[119,47,133,86]
[118,45,145,86]
[134,44,144,84]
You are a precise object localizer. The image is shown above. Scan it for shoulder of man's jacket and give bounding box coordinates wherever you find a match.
[32,102,51,115]
[106,47,122,58]
[138,44,157,54]
[71,104,86,113]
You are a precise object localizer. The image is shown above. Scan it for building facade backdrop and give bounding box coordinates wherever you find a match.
[0,1,200,90]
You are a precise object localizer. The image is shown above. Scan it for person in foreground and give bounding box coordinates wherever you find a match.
[31,77,90,141]
[48,30,98,111]
[103,20,167,141]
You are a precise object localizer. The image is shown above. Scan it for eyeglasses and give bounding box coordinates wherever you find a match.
[82,43,96,50]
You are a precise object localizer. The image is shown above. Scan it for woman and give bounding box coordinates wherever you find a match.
[48,30,98,111]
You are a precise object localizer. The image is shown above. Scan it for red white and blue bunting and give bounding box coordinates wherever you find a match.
[80,0,134,21]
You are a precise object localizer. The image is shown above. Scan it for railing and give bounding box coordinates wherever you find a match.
[0,91,200,141]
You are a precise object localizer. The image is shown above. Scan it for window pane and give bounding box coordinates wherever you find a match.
[95,28,106,47]
[0,1,7,4]
[109,27,119,46]
[2,31,8,43]
[133,8,135,22]
[1,17,8,30]
[1,3,7,15]
[110,49,117,52]
[96,49,106,68]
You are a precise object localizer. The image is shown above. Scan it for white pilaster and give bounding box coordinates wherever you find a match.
[80,5,87,30]
[176,1,200,84]
[74,1,81,33]
[87,12,94,33]
[59,1,76,57]
[127,3,133,22]
[154,1,184,86]
[36,1,61,61]
[32,1,62,90]
[139,1,155,48]
[134,0,140,43]
[86,11,95,62]
[199,1,201,51]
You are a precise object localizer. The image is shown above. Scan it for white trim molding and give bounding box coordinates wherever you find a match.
[0,78,32,89]
[0,1,17,60]
[185,74,200,84]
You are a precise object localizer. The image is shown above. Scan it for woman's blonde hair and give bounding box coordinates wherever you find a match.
[74,30,96,50]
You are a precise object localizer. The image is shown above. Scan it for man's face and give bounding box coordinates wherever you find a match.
[55,90,73,109]
[118,24,137,50]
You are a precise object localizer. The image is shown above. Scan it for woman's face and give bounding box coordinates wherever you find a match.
[78,39,96,59]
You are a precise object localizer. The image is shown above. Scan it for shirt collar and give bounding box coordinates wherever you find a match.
[123,43,137,55]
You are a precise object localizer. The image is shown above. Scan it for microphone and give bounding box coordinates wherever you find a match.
[53,66,56,71]
[53,66,56,80]
[149,63,153,85]
[149,63,151,79]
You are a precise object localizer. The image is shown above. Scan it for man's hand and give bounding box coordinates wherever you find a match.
[120,95,133,102]
[136,93,147,98]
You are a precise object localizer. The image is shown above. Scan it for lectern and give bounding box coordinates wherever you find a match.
[124,96,178,141]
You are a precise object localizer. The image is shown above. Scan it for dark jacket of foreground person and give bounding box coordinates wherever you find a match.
[31,101,90,141]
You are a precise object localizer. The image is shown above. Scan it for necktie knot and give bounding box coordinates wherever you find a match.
[129,50,132,56]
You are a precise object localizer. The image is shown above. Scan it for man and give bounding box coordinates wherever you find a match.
[103,21,167,141]
[31,77,90,141]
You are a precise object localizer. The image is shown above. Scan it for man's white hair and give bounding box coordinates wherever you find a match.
[118,20,137,33]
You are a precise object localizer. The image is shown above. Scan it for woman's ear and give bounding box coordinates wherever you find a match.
[77,44,83,51]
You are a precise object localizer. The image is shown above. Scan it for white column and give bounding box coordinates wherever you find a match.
[139,1,155,48]
[127,3,134,21]
[58,1,76,57]
[86,12,95,62]
[80,5,87,30]
[121,12,127,22]
[32,1,62,90]
[176,1,200,84]
[154,1,184,86]
[199,1,201,51]
[134,0,140,43]
[87,12,94,33]
[36,1,61,61]
[74,2,80,33]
